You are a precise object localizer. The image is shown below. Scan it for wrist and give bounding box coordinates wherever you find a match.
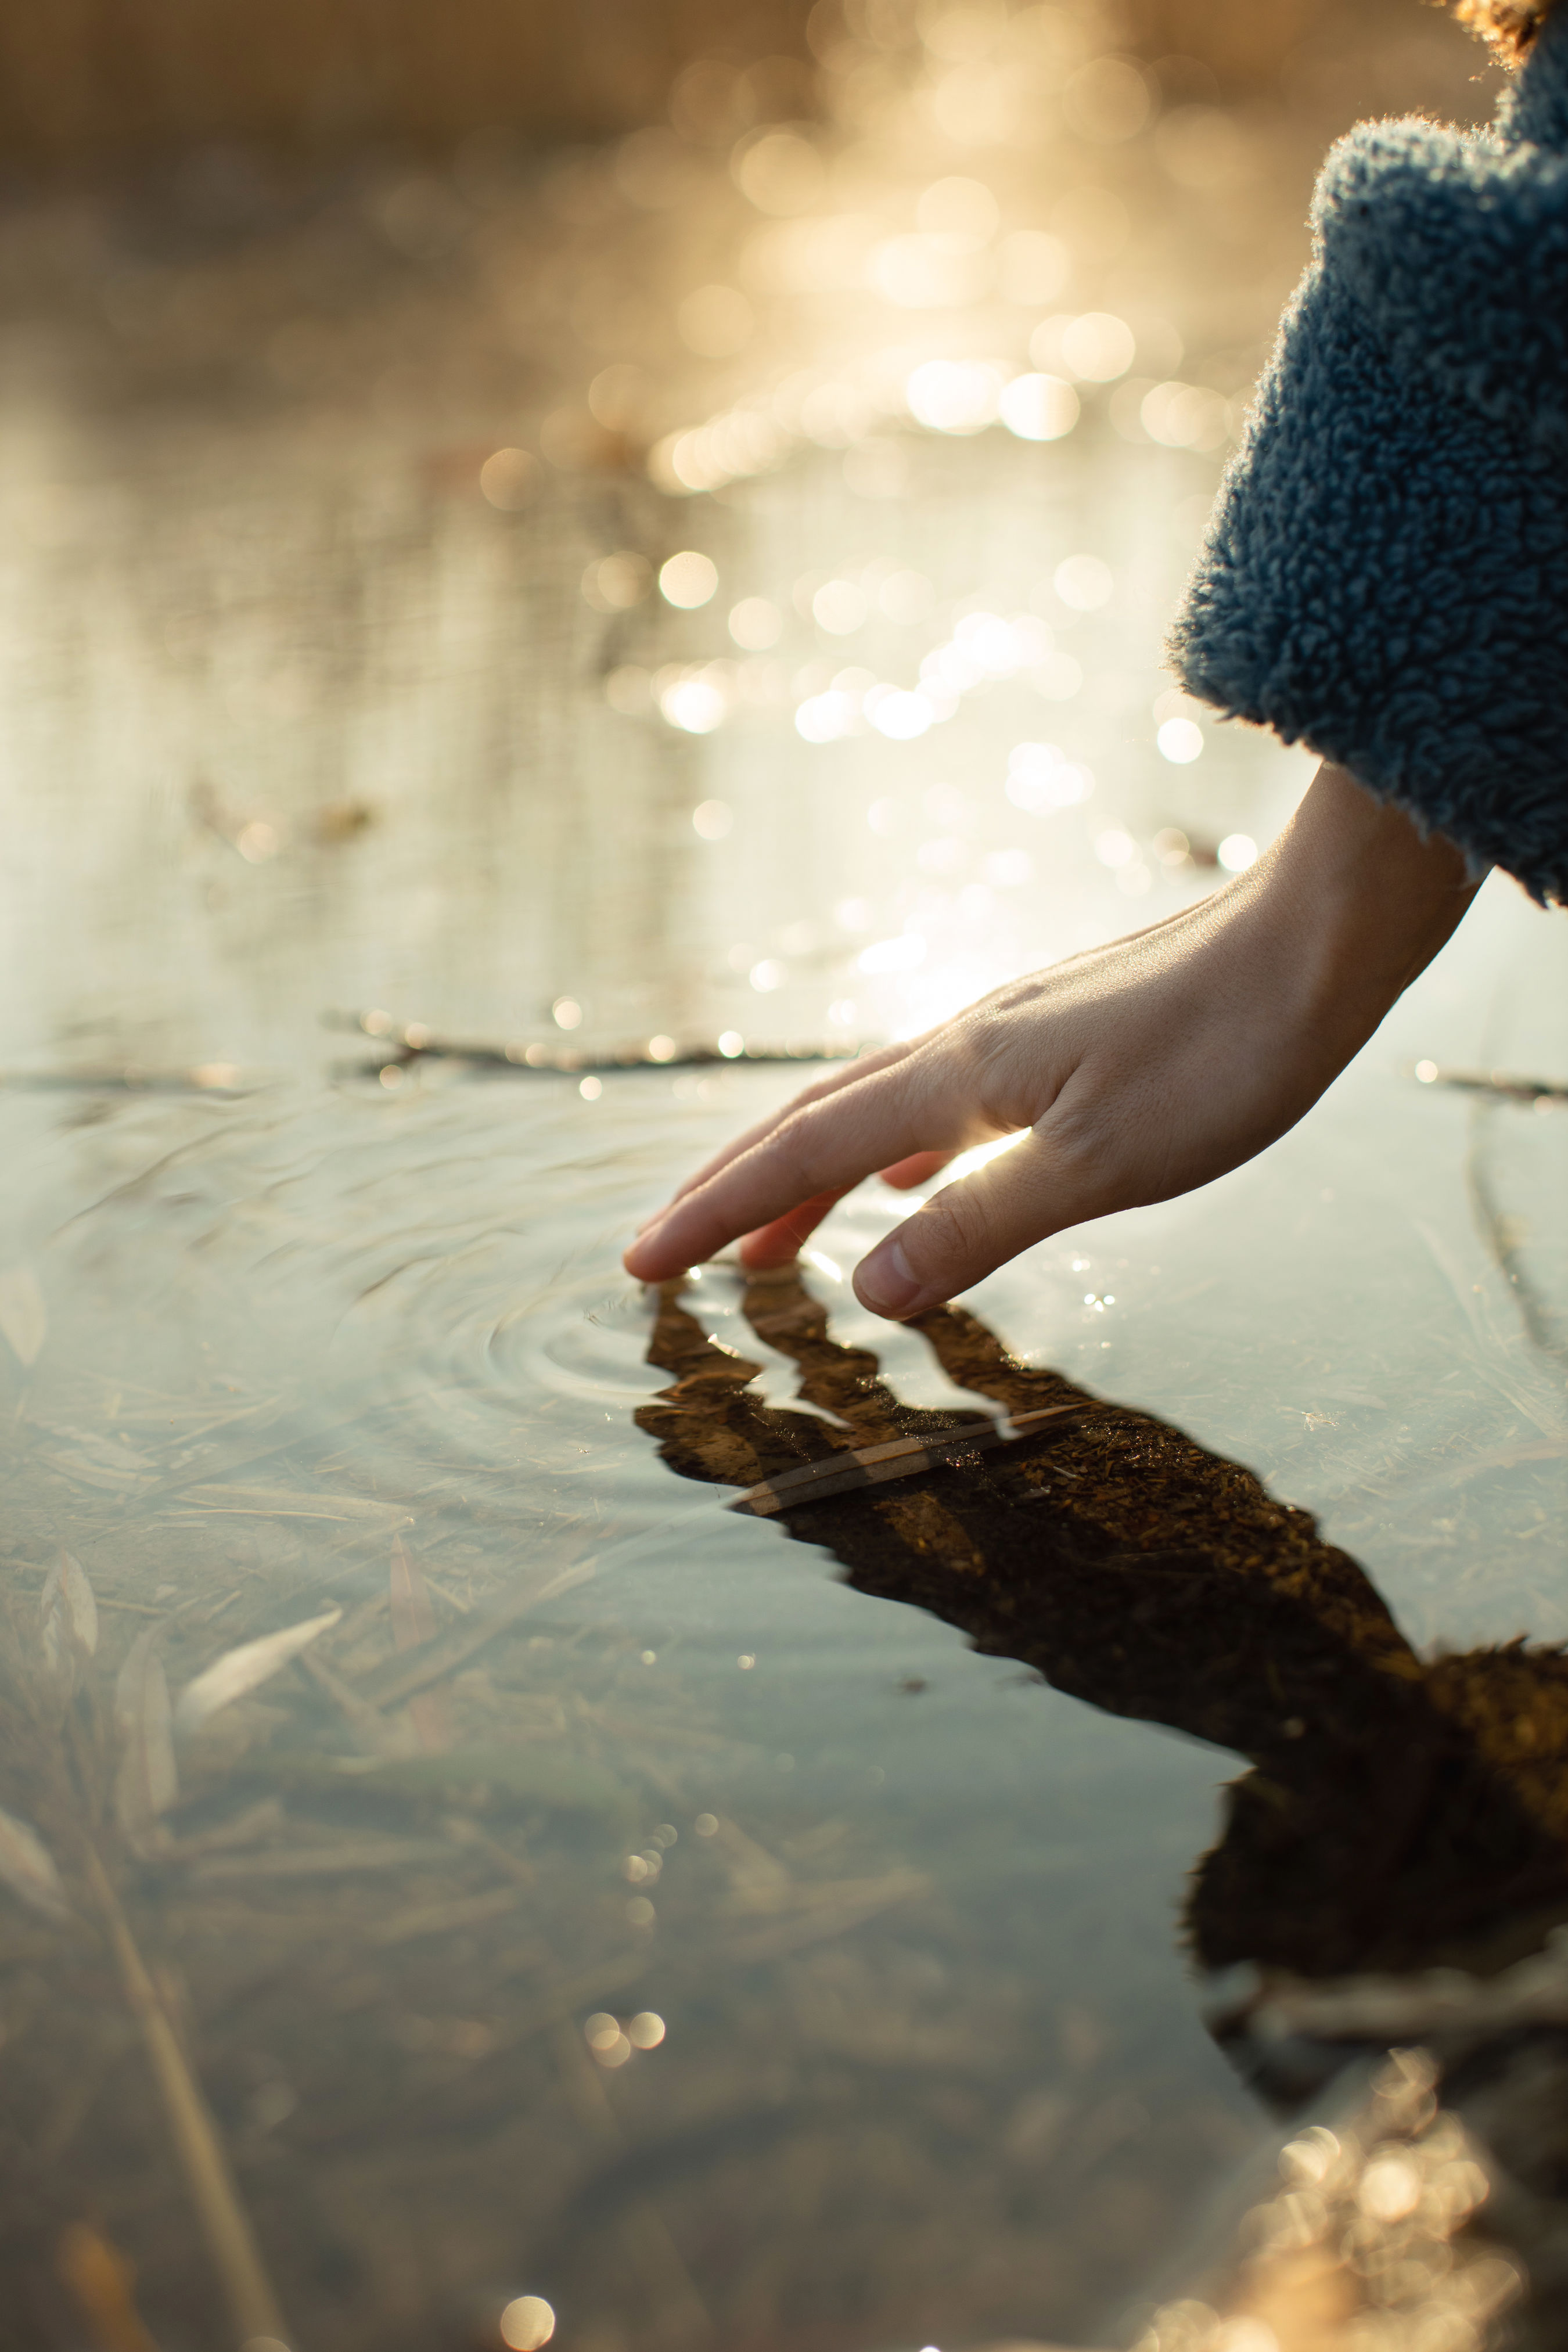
[1245,761,1481,1031]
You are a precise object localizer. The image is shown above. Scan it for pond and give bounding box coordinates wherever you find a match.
[0,7,1564,2350]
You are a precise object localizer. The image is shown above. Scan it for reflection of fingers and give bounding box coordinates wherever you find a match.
[879,1149,955,1191]
[853,1122,1105,1319]
[738,1188,849,1269]
[624,1058,987,1281]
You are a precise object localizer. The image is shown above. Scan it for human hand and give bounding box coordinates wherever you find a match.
[624,764,1479,1319]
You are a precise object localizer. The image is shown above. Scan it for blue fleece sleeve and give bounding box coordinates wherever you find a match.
[1168,99,1568,906]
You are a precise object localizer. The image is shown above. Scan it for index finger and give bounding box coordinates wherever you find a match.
[738,1151,958,1270]
[624,1050,987,1280]
[638,1039,920,1227]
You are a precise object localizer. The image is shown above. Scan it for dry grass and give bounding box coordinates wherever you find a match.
[0,0,815,167]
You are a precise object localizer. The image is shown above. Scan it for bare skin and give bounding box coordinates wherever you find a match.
[623,762,1481,1319]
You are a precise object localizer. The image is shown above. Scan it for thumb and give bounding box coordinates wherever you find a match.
[851,1129,1100,1319]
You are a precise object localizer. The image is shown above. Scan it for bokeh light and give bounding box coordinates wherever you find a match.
[660,674,727,733]
[998,373,1079,442]
[479,449,538,510]
[1142,380,1230,450]
[1157,718,1204,764]
[905,361,1002,435]
[1059,313,1137,383]
[728,596,781,648]
[733,130,825,215]
[1053,555,1113,611]
[868,688,933,740]
[499,2296,556,2350]
[581,552,652,613]
[659,551,719,609]
[812,580,868,635]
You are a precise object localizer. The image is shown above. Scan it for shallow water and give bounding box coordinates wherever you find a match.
[0,9,1565,2351]
[2,952,1563,2352]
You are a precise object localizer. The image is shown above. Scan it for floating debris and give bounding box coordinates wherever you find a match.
[729,1404,1096,1516]
[1414,1062,1568,1105]
[84,1848,292,2346]
[328,1009,864,1080]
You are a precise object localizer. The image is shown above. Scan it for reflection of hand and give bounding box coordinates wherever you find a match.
[637,1274,1561,2334]
[624,763,1479,1319]
[638,1269,1568,1984]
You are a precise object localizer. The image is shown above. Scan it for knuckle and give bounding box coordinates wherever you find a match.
[770,1106,836,1193]
[1046,1102,1108,1180]
[1042,1109,1096,1175]
[908,1188,981,1272]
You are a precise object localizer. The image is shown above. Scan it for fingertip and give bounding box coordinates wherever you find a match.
[738,1226,800,1271]
[878,1150,951,1192]
[623,1231,671,1280]
[852,1238,935,1322]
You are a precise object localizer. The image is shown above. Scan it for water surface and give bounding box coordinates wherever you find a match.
[0,10,1563,2349]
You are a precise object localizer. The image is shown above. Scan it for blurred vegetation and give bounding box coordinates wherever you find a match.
[0,0,1492,172]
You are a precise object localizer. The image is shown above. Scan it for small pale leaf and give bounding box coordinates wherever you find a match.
[0,1804,71,1921]
[0,1265,46,1367]
[116,1630,179,1835]
[42,1550,99,1655]
[174,1607,342,1737]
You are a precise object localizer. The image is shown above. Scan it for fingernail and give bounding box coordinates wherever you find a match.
[855,1239,926,1319]
[635,1208,669,1237]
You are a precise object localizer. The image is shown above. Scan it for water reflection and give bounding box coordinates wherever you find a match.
[640,1268,1568,2343]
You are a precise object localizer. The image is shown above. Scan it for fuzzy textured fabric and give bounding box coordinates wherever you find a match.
[1170,10,1568,904]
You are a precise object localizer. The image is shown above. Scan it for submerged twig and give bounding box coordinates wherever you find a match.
[327,1008,863,1081]
[114,1630,179,1854]
[1416,1063,1568,1105]
[83,1846,292,2347]
[359,1560,595,1709]
[391,1539,447,1753]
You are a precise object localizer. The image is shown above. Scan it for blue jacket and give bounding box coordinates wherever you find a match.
[1170,12,1568,905]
